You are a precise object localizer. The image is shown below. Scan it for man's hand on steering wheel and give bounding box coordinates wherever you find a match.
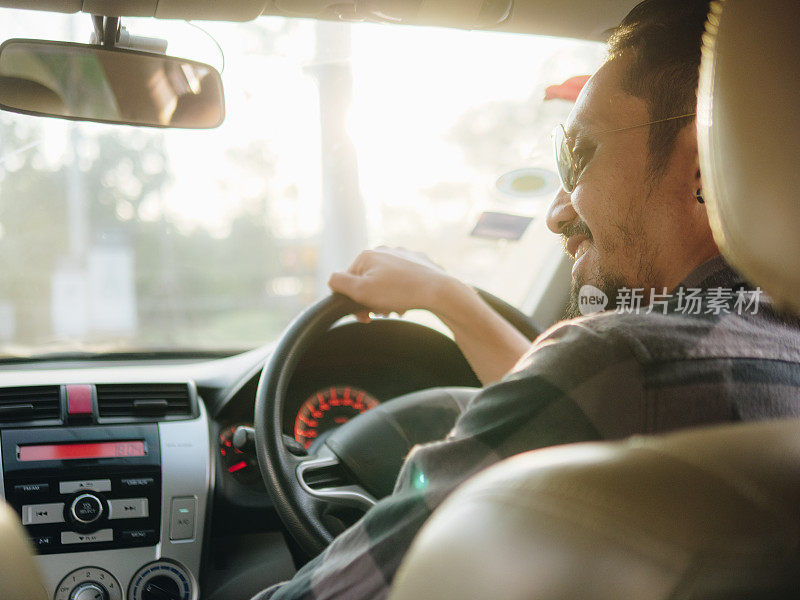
[329,247,533,385]
[328,246,456,321]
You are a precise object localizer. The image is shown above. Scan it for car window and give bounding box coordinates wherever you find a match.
[0,10,605,355]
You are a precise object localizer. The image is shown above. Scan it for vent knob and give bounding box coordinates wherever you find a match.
[71,582,109,600]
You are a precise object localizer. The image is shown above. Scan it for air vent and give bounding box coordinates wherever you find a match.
[0,386,61,423]
[96,383,193,419]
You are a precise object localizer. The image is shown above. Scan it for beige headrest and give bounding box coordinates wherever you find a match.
[0,502,48,600]
[697,0,800,313]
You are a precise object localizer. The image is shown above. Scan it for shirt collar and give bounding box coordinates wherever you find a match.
[674,255,747,291]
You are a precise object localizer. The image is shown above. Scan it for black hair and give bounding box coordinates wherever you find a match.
[608,0,712,178]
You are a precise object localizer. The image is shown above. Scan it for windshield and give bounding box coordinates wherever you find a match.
[0,10,605,356]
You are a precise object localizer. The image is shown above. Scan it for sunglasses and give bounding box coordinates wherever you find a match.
[552,113,696,194]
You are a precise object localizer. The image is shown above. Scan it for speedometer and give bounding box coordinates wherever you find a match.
[294,386,379,449]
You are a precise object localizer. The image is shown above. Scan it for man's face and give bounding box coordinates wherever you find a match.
[546,55,703,318]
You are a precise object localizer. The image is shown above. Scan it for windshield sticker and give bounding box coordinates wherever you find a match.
[470,211,533,241]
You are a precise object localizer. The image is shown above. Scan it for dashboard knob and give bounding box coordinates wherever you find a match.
[142,575,181,600]
[232,425,255,452]
[69,493,104,524]
[55,567,121,600]
[128,561,192,600]
[70,582,109,600]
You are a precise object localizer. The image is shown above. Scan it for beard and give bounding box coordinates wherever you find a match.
[564,268,629,320]
[560,218,655,320]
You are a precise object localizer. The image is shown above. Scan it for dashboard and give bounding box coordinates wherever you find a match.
[0,318,479,600]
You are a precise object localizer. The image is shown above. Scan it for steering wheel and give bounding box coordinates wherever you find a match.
[254,291,538,557]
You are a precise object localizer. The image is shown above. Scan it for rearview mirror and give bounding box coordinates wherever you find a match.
[0,39,224,129]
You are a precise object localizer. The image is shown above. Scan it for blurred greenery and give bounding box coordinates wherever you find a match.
[0,118,70,345]
[0,112,310,352]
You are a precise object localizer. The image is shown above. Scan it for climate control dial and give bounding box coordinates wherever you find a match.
[70,582,108,600]
[54,567,121,600]
[127,560,194,600]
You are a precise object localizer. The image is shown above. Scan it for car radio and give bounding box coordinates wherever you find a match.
[0,381,209,600]
[1,425,162,555]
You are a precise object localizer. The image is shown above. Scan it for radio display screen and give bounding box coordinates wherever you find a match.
[17,440,146,462]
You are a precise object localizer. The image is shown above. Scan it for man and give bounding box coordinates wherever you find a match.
[257,1,800,598]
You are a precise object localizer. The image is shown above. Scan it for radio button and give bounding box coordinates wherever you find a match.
[70,494,103,524]
[108,498,148,520]
[60,479,111,494]
[29,535,55,549]
[119,477,154,491]
[61,528,113,544]
[169,496,196,540]
[14,482,50,496]
[121,528,156,543]
[22,502,65,525]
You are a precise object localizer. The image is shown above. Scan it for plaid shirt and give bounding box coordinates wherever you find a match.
[258,256,800,600]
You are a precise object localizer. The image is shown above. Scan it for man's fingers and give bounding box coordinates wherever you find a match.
[349,249,379,275]
[328,272,372,323]
[330,273,375,322]
[328,271,361,296]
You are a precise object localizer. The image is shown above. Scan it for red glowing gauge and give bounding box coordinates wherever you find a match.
[294,386,379,449]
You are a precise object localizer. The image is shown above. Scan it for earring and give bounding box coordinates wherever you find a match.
[696,189,704,204]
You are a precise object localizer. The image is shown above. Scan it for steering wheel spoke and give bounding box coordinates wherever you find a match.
[296,445,377,512]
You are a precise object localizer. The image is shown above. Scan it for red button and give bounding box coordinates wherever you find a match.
[67,385,93,415]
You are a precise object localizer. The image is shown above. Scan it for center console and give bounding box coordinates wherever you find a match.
[0,382,211,600]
